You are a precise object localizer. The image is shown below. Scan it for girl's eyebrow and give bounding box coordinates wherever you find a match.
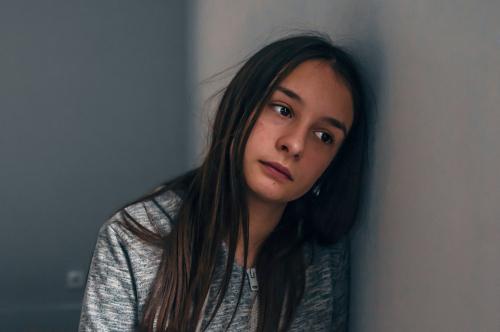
[276,86,303,104]
[276,86,348,137]
[320,116,348,137]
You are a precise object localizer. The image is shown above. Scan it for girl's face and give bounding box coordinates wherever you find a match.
[243,60,354,204]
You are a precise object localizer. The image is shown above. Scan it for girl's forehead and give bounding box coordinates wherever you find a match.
[280,60,339,88]
[273,60,354,129]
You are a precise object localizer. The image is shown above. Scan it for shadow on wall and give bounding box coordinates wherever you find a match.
[0,305,81,332]
[0,1,188,330]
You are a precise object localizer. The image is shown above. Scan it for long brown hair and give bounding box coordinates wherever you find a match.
[120,32,368,331]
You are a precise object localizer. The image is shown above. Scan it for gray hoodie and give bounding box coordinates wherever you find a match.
[79,191,349,331]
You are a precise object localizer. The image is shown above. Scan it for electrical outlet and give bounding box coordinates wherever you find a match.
[65,269,85,290]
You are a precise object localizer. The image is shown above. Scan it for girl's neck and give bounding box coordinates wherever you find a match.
[234,194,286,267]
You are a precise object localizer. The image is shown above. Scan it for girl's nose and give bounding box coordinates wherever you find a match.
[276,128,306,160]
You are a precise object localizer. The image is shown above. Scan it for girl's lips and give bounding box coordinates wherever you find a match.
[259,161,293,181]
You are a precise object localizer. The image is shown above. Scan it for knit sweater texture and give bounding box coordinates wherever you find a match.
[79,190,349,331]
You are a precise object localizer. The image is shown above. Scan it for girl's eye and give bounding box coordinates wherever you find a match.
[272,104,292,118]
[314,131,335,145]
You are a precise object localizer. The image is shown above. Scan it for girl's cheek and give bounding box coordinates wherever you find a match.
[259,109,287,127]
[250,120,266,135]
[254,119,277,134]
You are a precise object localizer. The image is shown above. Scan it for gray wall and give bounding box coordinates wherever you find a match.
[190,1,500,331]
[0,1,188,330]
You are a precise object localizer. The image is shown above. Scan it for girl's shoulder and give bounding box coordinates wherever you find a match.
[81,190,183,328]
[125,189,182,234]
[306,236,349,271]
[97,189,182,254]
[300,236,349,326]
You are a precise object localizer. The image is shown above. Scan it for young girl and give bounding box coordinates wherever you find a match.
[79,33,367,332]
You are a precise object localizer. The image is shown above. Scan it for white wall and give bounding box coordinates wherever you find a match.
[188,1,500,331]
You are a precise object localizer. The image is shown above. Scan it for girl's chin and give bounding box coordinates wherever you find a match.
[247,186,295,205]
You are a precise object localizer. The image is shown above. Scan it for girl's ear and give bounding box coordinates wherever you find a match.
[310,165,330,198]
[312,184,321,197]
